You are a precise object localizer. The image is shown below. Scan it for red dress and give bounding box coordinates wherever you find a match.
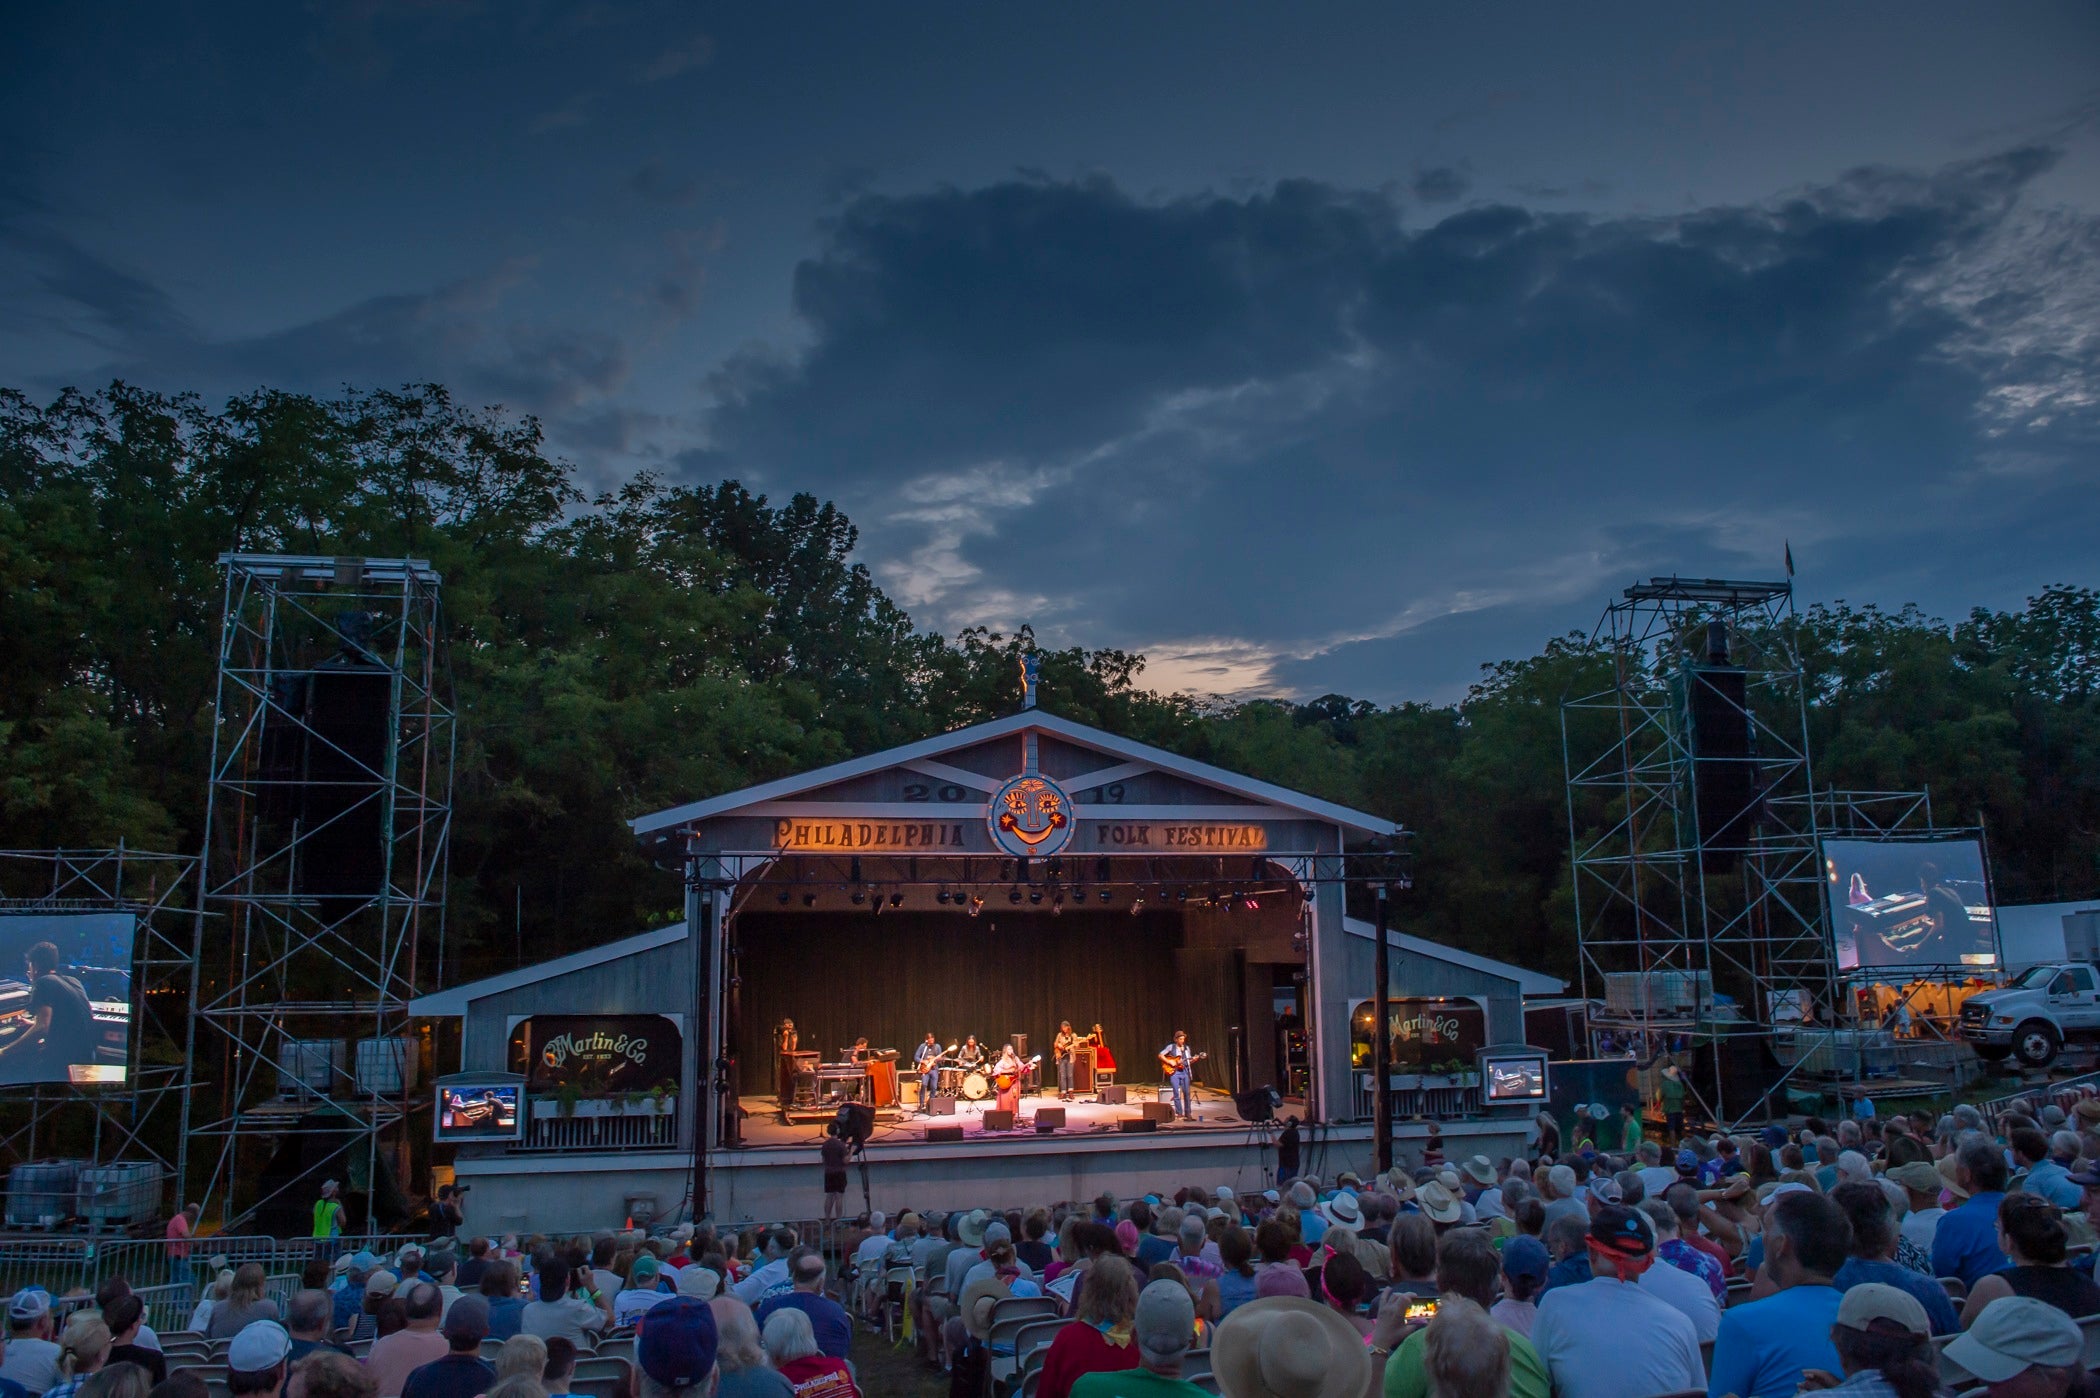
[1038,1321,1139,1398]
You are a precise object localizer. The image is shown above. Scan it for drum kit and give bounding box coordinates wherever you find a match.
[937,1066,991,1100]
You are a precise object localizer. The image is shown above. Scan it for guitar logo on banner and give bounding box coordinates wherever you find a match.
[988,773,1075,859]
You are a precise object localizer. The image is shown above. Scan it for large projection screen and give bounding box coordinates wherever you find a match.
[0,912,135,1085]
[1825,837,1998,972]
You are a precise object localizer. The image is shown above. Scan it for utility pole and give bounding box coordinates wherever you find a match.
[1373,883,1393,1175]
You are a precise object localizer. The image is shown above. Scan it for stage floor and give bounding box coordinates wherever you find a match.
[736,1084,1253,1149]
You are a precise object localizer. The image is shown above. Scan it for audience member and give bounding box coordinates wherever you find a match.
[1529,1207,1703,1398]
[1935,1137,2013,1288]
[1708,1190,1847,1398]
[1828,1182,1960,1336]
[1958,1192,2100,1326]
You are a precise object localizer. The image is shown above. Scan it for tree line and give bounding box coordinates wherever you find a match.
[2,384,2094,985]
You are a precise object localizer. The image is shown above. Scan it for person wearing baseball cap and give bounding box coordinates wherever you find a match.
[1884,1160,1947,1255]
[1494,1235,1550,1338]
[1798,1282,1937,1397]
[1708,1190,1846,1398]
[637,1297,718,1398]
[1947,1296,2085,1396]
[400,1295,493,1398]
[226,1321,292,1398]
[0,1289,61,1394]
[1529,1207,1703,1398]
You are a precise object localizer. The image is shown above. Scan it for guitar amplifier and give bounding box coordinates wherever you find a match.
[1033,1107,1066,1130]
[982,1110,1016,1131]
[1098,1085,1127,1105]
[1073,1047,1096,1094]
[1140,1101,1176,1123]
[927,1125,964,1144]
[925,1096,956,1116]
[1011,1034,1028,1057]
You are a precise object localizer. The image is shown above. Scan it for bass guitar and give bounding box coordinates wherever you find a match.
[993,1054,1044,1092]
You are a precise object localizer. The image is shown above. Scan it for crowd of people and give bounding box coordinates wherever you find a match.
[7,1091,2100,1398]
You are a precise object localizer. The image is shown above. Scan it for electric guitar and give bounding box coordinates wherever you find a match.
[993,1054,1043,1091]
[1159,1049,1210,1074]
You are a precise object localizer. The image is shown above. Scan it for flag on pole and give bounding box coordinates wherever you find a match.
[1784,541,1794,577]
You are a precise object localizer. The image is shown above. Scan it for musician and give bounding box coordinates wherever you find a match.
[955,1035,985,1071]
[848,1036,872,1063]
[1087,1022,1117,1077]
[1052,1020,1079,1099]
[993,1042,1023,1118]
[774,1018,800,1103]
[776,1019,798,1054]
[913,1032,945,1103]
[1159,1030,1198,1120]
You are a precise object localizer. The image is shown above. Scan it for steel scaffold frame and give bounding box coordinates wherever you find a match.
[1561,577,1835,1123]
[188,555,453,1228]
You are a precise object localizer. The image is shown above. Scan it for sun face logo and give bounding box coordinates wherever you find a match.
[987,774,1075,859]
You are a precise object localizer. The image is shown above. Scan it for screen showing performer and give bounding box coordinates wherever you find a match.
[1825,837,1998,970]
[0,912,133,1086]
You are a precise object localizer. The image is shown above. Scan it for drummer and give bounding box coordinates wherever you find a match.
[914,1032,944,1101]
[955,1035,985,1072]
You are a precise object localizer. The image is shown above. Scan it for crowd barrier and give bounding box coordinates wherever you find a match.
[0,1233,407,1309]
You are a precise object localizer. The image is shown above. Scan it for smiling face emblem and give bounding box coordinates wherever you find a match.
[988,774,1074,858]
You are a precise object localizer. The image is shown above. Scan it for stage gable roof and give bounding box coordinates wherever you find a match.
[407,922,686,1017]
[1343,917,1566,996]
[630,709,1399,845]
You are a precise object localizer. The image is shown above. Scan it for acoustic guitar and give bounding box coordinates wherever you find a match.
[1159,1049,1210,1074]
[993,1054,1044,1091]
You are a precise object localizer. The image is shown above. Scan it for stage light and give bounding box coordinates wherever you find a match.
[1009,888,1023,904]
[1242,895,1260,911]
[851,887,866,905]
[1099,889,1112,903]
[776,887,790,905]
[1028,889,1044,905]
[967,895,985,918]
[936,888,949,905]
[802,893,816,908]
[1071,884,1086,903]
[872,888,887,915]
[1130,894,1146,915]
[889,892,903,908]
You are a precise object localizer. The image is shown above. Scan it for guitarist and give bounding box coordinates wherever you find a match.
[1052,1020,1079,1099]
[1159,1030,1205,1120]
[993,1042,1025,1118]
[913,1032,946,1106]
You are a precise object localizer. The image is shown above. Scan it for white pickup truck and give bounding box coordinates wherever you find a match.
[1959,962,2100,1068]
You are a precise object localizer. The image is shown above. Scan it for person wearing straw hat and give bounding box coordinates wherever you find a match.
[1209,1295,1368,1398]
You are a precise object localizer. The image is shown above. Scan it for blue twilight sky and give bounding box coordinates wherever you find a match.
[4,3,2098,701]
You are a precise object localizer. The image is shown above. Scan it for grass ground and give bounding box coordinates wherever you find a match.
[850,1318,948,1398]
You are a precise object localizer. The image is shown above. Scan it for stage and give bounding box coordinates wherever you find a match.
[739,1081,1254,1146]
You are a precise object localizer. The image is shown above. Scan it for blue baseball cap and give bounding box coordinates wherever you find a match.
[1676,1149,1700,1175]
[1759,1125,1788,1149]
[638,1297,718,1388]
[1501,1235,1550,1282]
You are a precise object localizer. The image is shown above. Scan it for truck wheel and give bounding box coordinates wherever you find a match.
[1973,1044,2011,1063]
[2014,1021,2061,1068]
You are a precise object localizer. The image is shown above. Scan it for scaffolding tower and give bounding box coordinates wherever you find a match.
[1561,577,1834,1123]
[189,555,453,1228]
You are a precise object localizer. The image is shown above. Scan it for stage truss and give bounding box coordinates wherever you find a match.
[188,555,454,1227]
[0,848,201,1188]
[1561,578,1833,1122]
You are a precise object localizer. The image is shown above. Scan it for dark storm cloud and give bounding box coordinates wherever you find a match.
[1410,166,1471,204]
[694,148,2099,699]
[0,225,196,346]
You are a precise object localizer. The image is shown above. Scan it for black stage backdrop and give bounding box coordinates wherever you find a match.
[732,908,1232,1096]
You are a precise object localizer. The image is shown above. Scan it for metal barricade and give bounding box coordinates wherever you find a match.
[131,1282,194,1334]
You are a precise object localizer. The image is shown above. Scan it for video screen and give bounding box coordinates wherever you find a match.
[1482,1051,1549,1103]
[434,1080,523,1142]
[1826,837,1998,970]
[0,913,135,1086]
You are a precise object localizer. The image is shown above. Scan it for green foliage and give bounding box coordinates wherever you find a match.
[2,382,2095,987]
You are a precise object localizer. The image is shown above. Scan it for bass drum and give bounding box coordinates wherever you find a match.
[961,1070,991,1101]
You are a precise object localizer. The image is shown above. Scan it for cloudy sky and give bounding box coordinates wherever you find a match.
[5,4,2098,701]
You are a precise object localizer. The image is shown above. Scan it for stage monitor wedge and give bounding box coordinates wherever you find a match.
[982,1109,1016,1131]
[926,1125,964,1144]
[1033,1107,1066,1129]
[1119,1117,1158,1133]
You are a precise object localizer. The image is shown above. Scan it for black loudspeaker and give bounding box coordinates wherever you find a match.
[1033,1107,1066,1129]
[1140,1101,1175,1123]
[835,1102,875,1147]
[298,661,392,899]
[1119,1117,1158,1133]
[1687,659,1759,870]
[1099,1085,1128,1105]
[982,1110,1015,1131]
[1233,1089,1276,1123]
[927,1125,964,1144]
[925,1096,956,1116]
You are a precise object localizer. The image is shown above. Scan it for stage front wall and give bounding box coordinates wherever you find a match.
[733,909,1223,1096]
